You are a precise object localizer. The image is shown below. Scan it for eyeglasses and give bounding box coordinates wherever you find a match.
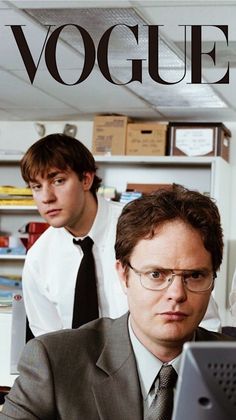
[128,263,216,293]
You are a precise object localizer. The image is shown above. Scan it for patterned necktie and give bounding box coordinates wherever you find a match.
[72,236,99,328]
[145,365,178,420]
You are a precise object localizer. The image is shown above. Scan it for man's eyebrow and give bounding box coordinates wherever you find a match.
[29,171,66,183]
[141,266,210,272]
[46,171,65,180]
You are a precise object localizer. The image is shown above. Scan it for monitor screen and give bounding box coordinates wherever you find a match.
[172,341,236,420]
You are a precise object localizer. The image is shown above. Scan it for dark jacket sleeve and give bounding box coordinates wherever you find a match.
[195,326,236,342]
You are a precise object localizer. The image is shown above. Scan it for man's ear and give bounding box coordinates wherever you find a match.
[82,172,95,191]
[116,260,128,294]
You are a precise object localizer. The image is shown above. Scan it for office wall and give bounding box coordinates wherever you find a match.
[0,121,93,153]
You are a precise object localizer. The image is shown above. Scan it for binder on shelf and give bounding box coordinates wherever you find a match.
[119,191,142,204]
[0,185,34,206]
[0,246,26,256]
[0,275,22,307]
[0,186,32,196]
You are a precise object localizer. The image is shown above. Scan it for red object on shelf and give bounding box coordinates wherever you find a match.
[25,222,49,234]
[26,233,42,250]
[0,236,9,247]
[19,222,49,250]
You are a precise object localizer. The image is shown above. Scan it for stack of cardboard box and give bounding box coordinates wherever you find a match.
[92,115,167,156]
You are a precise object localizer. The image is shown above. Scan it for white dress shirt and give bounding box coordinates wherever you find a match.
[128,318,181,408]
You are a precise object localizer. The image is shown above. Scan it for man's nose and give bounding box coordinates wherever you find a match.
[41,186,56,203]
[166,274,187,302]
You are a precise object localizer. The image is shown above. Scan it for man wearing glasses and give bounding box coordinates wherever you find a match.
[0,185,233,420]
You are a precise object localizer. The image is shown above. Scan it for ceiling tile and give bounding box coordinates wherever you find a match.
[12,67,150,111]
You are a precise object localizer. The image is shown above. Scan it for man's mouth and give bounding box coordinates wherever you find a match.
[160,311,188,321]
[46,208,61,216]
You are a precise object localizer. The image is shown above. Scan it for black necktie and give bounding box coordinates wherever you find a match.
[72,236,99,328]
[145,365,178,420]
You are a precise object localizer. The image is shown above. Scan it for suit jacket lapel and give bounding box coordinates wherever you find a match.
[92,313,143,420]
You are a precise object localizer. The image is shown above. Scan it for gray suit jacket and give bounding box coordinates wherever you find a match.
[1,313,234,420]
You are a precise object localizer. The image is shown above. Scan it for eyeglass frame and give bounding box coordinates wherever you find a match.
[127,262,216,293]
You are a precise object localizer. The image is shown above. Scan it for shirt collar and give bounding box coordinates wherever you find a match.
[88,195,109,243]
[65,194,108,244]
[128,317,182,400]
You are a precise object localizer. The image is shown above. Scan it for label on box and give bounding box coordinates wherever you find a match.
[223,138,229,147]
[175,129,214,156]
[92,116,128,155]
[95,135,112,154]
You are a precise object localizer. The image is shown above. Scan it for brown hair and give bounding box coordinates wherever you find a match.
[115,184,223,273]
[20,133,102,196]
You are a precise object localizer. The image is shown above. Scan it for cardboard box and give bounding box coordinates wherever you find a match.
[92,115,128,155]
[168,122,231,161]
[126,123,167,156]
[126,183,173,194]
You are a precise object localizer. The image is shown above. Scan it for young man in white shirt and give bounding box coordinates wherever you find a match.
[21,134,220,336]
[21,133,127,336]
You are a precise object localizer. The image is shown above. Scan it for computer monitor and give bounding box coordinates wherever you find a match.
[172,341,236,420]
